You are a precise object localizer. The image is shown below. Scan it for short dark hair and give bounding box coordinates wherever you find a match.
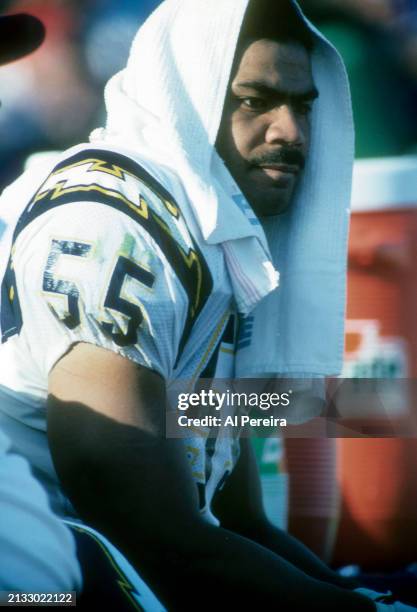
[239,0,314,51]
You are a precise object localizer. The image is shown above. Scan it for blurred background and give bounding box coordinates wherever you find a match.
[0,0,160,190]
[302,0,417,158]
[2,0,417,600]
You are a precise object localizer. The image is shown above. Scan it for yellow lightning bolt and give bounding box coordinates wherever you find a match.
[32,181,149,220]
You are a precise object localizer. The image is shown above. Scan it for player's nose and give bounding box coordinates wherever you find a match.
[265,105,305,147]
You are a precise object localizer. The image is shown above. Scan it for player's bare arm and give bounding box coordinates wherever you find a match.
[213,438,360,590]
[48,343,374,611]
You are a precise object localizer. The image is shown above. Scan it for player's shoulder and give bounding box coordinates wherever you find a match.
[11,143,213,330]
[10,143,196,275]
[21,143,181,230]
[10,145,213,342]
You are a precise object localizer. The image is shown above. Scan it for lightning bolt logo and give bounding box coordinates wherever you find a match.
[32,180,149,220]
[70,525,151,611]
[53,157,138,181]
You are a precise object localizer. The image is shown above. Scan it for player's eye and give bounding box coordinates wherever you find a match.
[295,100,314,116]
[240,97,268,112]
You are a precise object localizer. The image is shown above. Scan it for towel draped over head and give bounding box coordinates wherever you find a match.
[91,0,354,380]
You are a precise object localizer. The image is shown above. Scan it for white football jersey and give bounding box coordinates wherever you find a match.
[0,145,239,524]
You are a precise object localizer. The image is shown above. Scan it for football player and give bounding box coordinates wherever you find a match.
[0,1,414,610]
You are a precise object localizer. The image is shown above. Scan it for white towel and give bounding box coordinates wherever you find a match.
[90,0,354,380]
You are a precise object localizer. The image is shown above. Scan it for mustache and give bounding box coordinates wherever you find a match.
[249,148,306,170]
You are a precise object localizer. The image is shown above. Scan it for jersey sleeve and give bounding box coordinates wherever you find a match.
[11,200,188,380]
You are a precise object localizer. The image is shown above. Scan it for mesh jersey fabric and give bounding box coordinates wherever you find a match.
[0,144,237,524]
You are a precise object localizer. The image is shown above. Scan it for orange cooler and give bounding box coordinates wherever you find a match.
[286,157,417,568]
[333,156,417,569]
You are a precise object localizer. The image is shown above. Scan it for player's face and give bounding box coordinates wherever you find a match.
[216,38,317,217]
